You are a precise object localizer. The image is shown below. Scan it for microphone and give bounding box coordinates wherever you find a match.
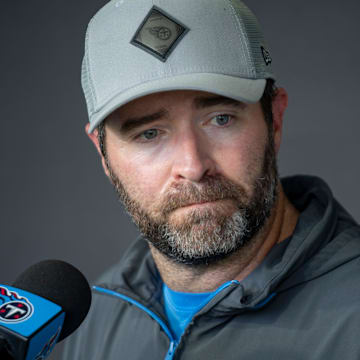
[0,260,92,359]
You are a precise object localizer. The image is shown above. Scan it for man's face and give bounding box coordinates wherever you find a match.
[95,90,279,265]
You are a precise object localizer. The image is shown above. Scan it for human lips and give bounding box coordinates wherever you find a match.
[182,201,218,208]
[168,199,236,220]
[179,199,233,210]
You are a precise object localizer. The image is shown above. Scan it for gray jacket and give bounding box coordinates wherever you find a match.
[62,176,360,359]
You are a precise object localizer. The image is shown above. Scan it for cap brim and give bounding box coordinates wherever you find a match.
[88,73,266,133]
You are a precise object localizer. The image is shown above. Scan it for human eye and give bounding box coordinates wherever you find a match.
[210,114,234,127]
[133,128,160,143]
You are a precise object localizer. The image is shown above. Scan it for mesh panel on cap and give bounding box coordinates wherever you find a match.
[228,0,275,79]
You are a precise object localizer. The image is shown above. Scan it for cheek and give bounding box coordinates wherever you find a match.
[212,128,267,189]
[107,147,170,209]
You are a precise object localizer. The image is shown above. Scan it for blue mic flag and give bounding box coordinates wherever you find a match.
[0,285,65,359]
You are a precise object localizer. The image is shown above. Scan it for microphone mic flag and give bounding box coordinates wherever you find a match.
[0,260,92,359]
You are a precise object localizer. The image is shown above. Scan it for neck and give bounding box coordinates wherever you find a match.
[149,183,299,293]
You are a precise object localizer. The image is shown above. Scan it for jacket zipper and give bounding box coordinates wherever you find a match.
[93,281,240,360]
[93,286,178,359]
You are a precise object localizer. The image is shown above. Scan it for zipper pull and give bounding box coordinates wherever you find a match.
[165,340,177,360]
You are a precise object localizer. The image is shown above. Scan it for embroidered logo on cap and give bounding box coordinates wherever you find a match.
[131,6,189,62]
[261,46,272,66]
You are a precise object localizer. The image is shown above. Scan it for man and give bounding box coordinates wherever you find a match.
[63,0,360,358]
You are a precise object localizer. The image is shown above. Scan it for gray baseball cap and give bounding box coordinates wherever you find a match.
[82,0,275,133]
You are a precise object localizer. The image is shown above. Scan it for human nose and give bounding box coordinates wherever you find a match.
[170,128,216,182]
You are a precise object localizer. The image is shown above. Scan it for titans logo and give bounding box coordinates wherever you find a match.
[0,286,34,323]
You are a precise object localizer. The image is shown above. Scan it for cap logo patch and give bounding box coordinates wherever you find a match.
[131,6,189,62]
[261,46,272,66]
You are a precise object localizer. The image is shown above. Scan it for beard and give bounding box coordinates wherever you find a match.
[105,129,279,266]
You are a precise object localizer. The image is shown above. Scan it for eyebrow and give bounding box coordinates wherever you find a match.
[118,109,168,136]
[117,95,246,136]
[193,95,247,110]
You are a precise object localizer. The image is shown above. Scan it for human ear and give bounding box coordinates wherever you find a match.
[85,123,111,177]
[271,87,288,154]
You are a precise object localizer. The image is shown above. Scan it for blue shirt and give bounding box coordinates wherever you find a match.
[163,283,216,341]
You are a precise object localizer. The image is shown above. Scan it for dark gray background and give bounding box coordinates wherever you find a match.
[1,1,359,358]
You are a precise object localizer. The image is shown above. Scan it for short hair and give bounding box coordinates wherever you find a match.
[97,78,277,159]
[260,78,276,128]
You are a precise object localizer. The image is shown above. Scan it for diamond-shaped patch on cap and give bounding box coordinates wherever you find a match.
[131,6,189,62]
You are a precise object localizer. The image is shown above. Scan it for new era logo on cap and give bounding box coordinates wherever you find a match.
[261,46,272,66]
[131,6,189,62]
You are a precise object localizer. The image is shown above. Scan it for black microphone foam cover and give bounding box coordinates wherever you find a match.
[12,260,91,341]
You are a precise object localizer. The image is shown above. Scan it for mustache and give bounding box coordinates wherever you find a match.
[157,175,248,214]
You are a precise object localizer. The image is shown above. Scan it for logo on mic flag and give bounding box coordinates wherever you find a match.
[0,286,34,323]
